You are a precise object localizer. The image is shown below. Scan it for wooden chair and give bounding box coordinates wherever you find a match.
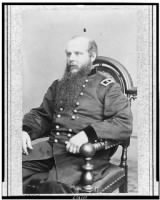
[75,56,137,193]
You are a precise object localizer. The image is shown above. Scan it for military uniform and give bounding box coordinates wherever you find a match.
[22,71,133,193]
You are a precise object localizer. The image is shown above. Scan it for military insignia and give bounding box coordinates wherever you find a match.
[100,78,114,86]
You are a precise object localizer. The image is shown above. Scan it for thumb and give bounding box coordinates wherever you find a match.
[26,137,33,150]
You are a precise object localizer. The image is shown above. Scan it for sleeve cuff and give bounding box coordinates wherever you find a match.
[22,125,31,132]
[83,126,98,143]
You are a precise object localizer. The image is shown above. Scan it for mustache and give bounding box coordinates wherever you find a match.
[66,64,78,72]
[66,62,92,72]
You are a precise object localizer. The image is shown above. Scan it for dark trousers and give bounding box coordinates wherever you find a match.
[22,141,112,194]
[23,158,73,194]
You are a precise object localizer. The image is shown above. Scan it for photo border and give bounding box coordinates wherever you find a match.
[1,2,159,199]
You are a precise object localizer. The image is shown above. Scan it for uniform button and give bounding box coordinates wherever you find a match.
[56,132,60,136]
[67,133,72,137]
[80,92,84,96]
[68,128,72,132]
[73,109,77,113]
[64,141,68,144]
[82,84,86,88]
[76,102,80,106]
[71,115,76,120]
[57,114,61,118]
[56,125,60,129]
[54,139,58,143]
[59,107,64,111]
[85,79,89,83]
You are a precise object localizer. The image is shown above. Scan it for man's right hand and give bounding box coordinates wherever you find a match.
[22,131,33,155]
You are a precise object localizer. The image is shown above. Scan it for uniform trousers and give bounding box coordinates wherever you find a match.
[22,140,112,194]
[23,158,75,194]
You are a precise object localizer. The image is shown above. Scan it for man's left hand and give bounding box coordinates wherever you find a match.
[66,131,88,154]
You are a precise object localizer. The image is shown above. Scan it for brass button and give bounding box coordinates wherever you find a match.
[59,107,64,111]
[67,133,72,137]
[56,125,60,129]
[82,84,86,88]
[57,114,61,118]
[76,102,80,106]
[73,109,77,113]
[80,92,84,96]
[85,79,89,83]
[64,141,68,144]
[68,128,72,132]
[56,132,60,136]
[54,139,58,143]
[71,115,76,120]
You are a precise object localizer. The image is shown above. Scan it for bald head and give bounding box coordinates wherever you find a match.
[67,36,98,58]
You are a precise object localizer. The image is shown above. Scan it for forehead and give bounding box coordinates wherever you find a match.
[66,38,89,52]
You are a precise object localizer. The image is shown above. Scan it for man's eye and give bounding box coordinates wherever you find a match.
[66,53,71,57]
[75,52,82,55]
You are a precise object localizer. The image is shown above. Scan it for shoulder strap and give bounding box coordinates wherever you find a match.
[97,77,115,104]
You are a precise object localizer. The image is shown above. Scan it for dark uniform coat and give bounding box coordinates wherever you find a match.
[22,71,133,193]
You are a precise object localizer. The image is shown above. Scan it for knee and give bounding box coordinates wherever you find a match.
[22,161,34,179]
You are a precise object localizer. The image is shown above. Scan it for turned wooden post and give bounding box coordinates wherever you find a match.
[119,145,128,192]
[80,143,96,193]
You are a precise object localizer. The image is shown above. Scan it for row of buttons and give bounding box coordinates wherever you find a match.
[70,79,89,120]
[55,125,72,132]
[56,102,79,119]
[55,79,89,120]
[53,80,89,144]
[55,132,72,137]
[53,139,69,144]
[55,125,73,138]
[56,100,80,117]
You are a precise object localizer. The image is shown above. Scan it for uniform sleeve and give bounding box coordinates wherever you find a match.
[23,80,58,140]
[84,82,133,141]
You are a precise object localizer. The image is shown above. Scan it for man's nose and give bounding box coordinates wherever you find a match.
[69,53,76,62]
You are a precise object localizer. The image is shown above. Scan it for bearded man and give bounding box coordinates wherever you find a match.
[22,36,133,194]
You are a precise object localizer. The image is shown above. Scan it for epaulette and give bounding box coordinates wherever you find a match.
[100,78,114,87]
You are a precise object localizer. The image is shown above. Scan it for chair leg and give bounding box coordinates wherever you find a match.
[119,181,128,193]
[119,165,128,193]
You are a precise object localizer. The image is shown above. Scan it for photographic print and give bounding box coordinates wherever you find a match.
[2,3,159,199]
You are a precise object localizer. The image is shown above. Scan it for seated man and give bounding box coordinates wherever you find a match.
[22,35,133,194]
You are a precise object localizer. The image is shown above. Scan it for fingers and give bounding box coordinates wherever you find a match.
[22,140,28,155]
[66,141,70,152]
[22,133,33,155]
[66,142,79,154]
[26,137,33,150]
[65,132,88,154]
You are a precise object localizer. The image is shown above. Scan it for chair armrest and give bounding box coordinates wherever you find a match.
[80,140,121,158]
[94,140,121,151]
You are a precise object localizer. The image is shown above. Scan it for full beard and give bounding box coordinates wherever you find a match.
[54,64,92,111]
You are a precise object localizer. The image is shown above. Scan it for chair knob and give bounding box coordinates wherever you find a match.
[80,143,96,157]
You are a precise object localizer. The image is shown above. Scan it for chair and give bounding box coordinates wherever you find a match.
[75,56,137,193]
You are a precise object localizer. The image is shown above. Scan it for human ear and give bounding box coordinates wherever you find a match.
[90,52,96,63]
